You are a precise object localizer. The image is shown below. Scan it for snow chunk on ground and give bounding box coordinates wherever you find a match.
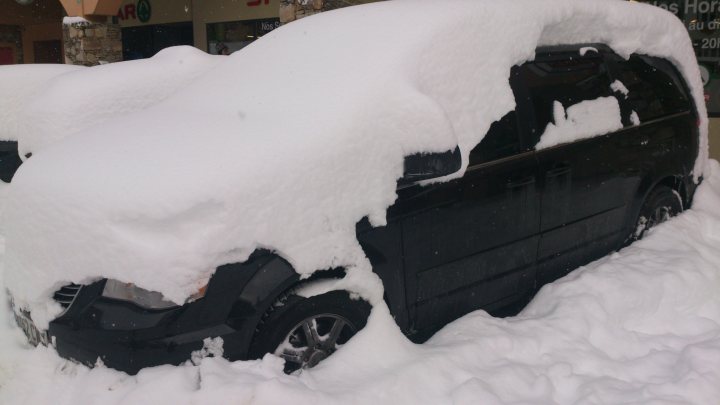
[610,79,629,97]
[536,97,622,149]
[2,161,720,404]
[2,0,710,324]
[630,110,640,126]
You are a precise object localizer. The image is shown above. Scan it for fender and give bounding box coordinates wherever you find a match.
[218,251,301,360]
[624,172,686,241]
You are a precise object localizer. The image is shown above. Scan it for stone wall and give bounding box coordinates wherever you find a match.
[62,19,122,66]
[0,25,23,64]
[280,0,382,23]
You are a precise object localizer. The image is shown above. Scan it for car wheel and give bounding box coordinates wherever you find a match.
[632,185,683,241]
[249,290,371,374]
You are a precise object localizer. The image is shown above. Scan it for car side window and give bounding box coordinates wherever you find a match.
[468,110,522,166]
[607,54,690,123]
[517,55,613,147]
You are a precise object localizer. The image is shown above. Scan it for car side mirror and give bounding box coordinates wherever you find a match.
[401,146,461,184]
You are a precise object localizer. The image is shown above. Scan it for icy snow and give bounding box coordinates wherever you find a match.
[536,97,622,149]
[2,161,720,403]
[2,0,710,325]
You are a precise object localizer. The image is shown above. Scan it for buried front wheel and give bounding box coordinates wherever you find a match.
[631,185,683,241]
[248,290,371,374]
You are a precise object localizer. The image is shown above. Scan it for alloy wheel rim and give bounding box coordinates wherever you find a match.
[275,313,357,373]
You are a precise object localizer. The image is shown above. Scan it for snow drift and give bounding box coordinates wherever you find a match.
[2,0,710,326]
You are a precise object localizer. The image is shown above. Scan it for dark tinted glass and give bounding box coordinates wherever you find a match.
[469,110,521,165]
[517,56,613,146]
[607,54,690,123]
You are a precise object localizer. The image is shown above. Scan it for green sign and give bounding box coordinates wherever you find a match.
[137,0,152,23]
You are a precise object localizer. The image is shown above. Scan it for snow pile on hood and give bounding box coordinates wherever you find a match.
[0,64,84,142]
[2,0,709,323]
[1,161,719,404]
[0,46,222,157]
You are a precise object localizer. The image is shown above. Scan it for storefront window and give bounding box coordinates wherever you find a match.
[207,19,280,55]
[642,0,720,116]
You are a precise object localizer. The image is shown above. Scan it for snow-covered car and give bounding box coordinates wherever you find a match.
[3,0,709,375]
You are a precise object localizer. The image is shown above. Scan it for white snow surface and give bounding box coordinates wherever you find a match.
[1,0,711,325]
[2,46,222,158]
[579,46,598,55]
[62,17,90,25]
[0,64,85,142]
[1,161,720,403]
[536,97,623,149]
[610,79,629,97]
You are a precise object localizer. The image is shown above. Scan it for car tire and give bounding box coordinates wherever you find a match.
[248,290,371,374]
[631,185,683,241]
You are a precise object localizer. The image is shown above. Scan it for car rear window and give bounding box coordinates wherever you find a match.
[607,54,691,123]
[516,55,614,147]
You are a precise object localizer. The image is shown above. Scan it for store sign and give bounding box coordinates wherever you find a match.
[644,0,720,115]
[137,0,152,23]
[118,0,152,23]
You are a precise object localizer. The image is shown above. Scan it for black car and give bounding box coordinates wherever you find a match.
[0,140,21,184]
[15,44,700,375]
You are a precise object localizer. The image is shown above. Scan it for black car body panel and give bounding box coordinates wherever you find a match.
[15,44,701,374]
[0,140,22,183]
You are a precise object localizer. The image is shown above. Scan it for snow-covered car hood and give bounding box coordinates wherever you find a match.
[0,46,222,157]
[2,0,709,327]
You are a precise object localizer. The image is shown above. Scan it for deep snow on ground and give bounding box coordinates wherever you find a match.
[1,160,719,404]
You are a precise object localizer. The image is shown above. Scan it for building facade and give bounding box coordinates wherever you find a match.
[0,0,66,64]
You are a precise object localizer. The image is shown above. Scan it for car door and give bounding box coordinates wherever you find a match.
[514,47,638,285]
[604,52,697,207]
[394,77,541,333]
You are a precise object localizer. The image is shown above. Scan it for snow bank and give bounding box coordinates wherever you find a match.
[1,161,719,404]
[2,0,709,325]
[10,46,223,157]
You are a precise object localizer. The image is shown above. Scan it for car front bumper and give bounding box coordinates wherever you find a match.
[7,253,296,374]
[9,281,254,375]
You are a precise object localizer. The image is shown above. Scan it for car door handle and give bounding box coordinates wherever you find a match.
[507,176,535,188]
[546,164,571,178]
[622,135,650,147]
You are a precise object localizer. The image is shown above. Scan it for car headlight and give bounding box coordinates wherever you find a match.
[101,279,180,310]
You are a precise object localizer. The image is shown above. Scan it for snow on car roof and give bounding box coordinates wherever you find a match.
[2,0,708,326]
